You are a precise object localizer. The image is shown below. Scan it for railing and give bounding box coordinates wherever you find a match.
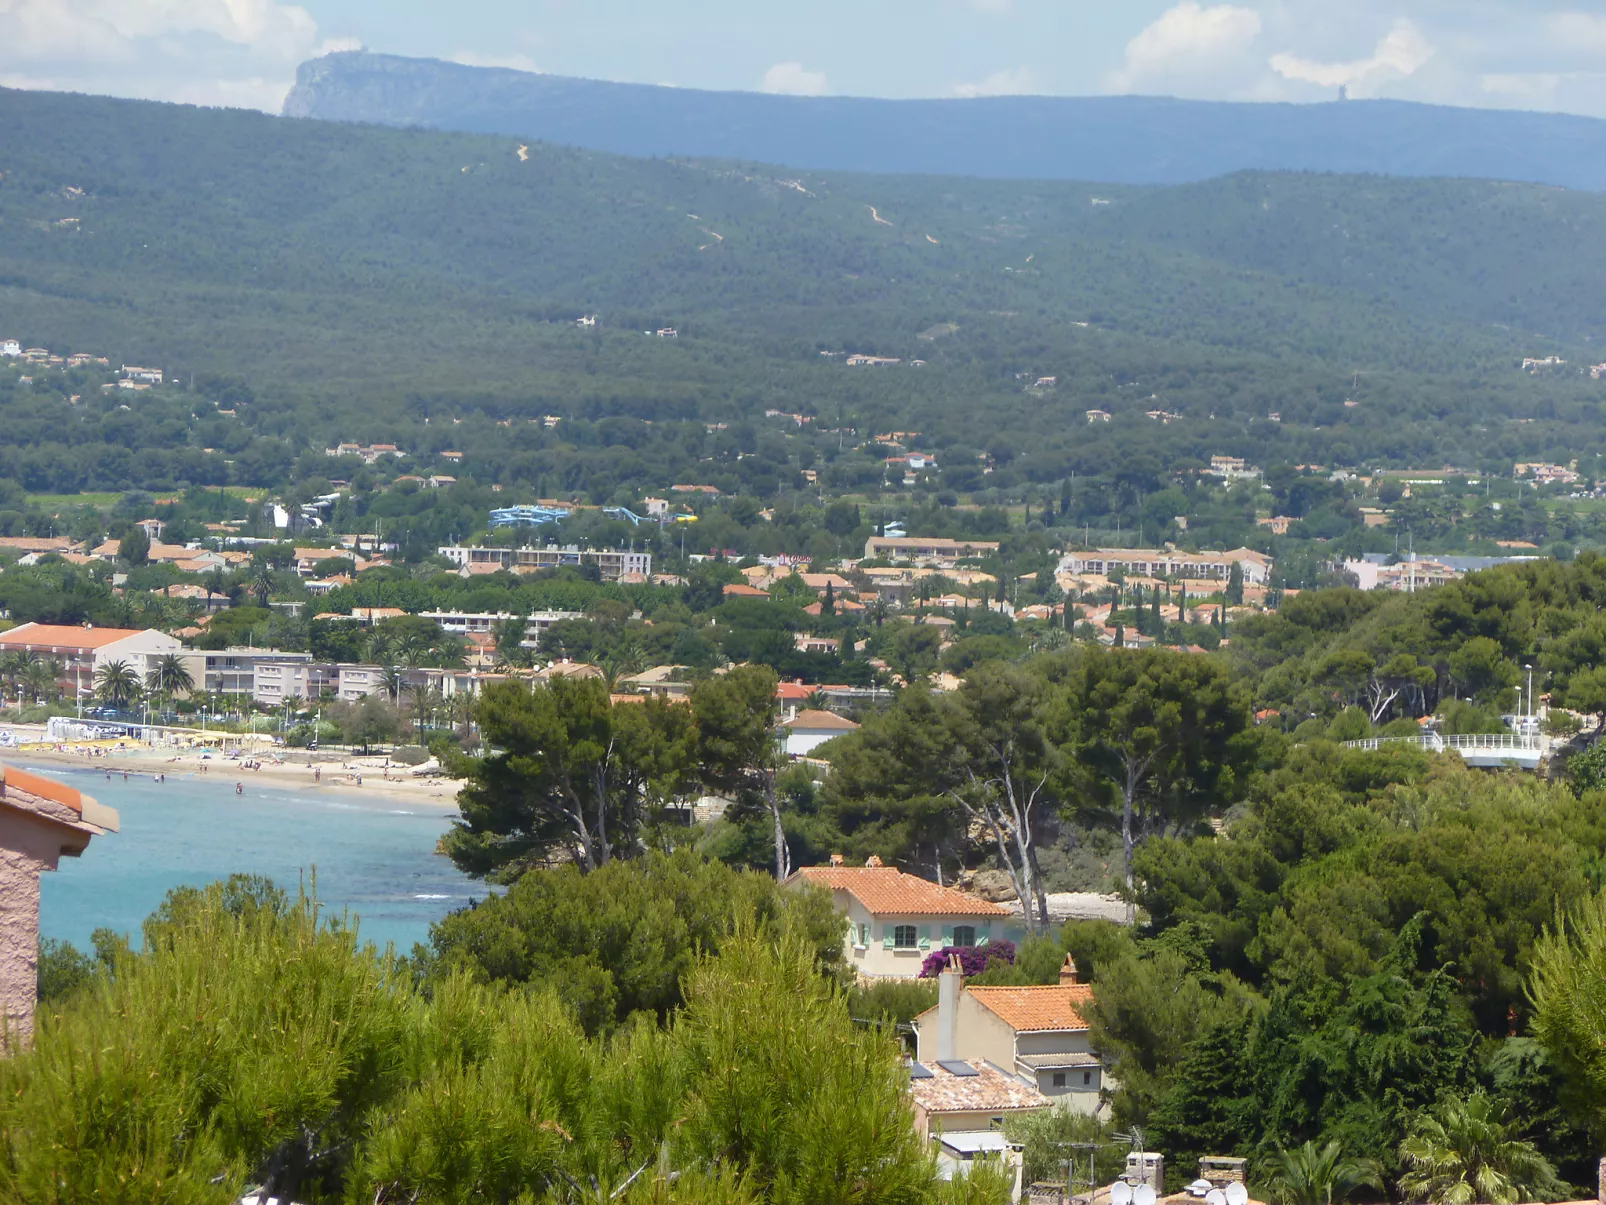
[1344,733,1544,755]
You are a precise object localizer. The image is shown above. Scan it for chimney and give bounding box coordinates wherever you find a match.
[937,954,962,1063]
[829,853,844,867]
[1060,954,1080,985]
[865,855,883,867]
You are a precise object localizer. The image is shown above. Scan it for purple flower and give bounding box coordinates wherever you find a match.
[919,941,1016,978]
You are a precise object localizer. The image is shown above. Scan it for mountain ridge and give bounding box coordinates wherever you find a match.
[284,51,1606,191]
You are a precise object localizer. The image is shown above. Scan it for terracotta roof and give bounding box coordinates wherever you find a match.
[723,583,770,597]
[0,624,150,651]
[908,1059,1048,1115]
[775,681,817,701]
[781,708,859,731]
[0,763,119,832]
[966,984,1094,1033]
[792,866,1010,916]
[0,537,80,553]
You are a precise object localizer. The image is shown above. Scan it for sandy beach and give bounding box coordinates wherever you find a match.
[2,728,464,811]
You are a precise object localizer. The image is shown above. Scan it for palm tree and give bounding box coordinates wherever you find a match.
[445,691,475,740]
[865,596,892,629]
[250,562,276,608]
[0,651,32,704]
[94,659,143,711]
[147,652,195,698]
[1398,1092,1564,1205]
[22,658,60,704]
[406,683,441,735]
[379,664,407,706]
[398,633,431,668]
[1269,1141,1381,1205]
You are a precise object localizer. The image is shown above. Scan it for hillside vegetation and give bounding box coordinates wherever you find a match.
[4,86,1606,484]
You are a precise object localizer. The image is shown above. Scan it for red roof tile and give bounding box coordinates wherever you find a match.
[966,984,1094,1033]
[0,624,149,651]
[780,708,859,731]
[792,866,1009,917]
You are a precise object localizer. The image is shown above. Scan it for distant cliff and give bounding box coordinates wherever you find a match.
[285,51,1606,189]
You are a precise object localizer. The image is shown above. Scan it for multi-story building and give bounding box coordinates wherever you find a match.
[251,660,389,706]
[420,610,585,645]
[788,857,1022,979]
[0,625,182,700]
[201,649,312,698]
[862,536,1001,568]
[1058,547,1272,586]
[437,544,652,582]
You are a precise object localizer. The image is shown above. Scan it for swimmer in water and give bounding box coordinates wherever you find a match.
[236,782,244,795]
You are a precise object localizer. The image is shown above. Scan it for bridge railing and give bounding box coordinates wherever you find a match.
[1343,733,1544,755]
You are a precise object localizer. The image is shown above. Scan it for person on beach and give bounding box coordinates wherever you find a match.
[236,782,244,795]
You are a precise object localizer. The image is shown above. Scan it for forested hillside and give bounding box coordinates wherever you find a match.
[4,85,1606,485]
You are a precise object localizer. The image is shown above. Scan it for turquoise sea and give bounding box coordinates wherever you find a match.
[22,763,483,954]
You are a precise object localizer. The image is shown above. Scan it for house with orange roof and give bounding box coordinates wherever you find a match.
[905,957,1052,1142]
[0,763,118,1051]
[789,857,1021,978]
[0,624,181,699]
[913,954,1109,1113]
[775,680,817,704]
[722,583,770,598]
[0,536,82,557]
[778,707,858,756]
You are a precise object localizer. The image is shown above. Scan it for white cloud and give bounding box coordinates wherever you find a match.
[1547,12,1606,54]
[1270,19,1434,96]
[0,0,338,110]
[1106,2,1263,94]
[449,51,542,74]
[761,61,827,96]
[952,66,1038,98]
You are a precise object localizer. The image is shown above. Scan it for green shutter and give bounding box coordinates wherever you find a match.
[918,925,931,951]
[883,933,895,950]
[940,924,954,948]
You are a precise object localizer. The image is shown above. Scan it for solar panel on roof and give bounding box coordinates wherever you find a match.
[937,1059,980,1077]
[908,1061,935,1079]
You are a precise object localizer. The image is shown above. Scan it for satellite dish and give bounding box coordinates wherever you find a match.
[1228,1183,1249,1205]
[1111,1182,1134,1205]
[1135,1184,1158,1205]
[1207,1191,1227,1205]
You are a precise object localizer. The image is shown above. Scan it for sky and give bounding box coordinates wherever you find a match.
[6,0,1606,120]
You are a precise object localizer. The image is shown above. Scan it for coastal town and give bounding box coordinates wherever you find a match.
[9,28,1606,1203]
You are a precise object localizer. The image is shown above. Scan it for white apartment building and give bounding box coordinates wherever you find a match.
[436,544,652,582]
[0,625,182,700]
[1058,547,1272,585]
[862,536,1001,568]
[420,610,585,645]
[200,649,312,698]
[251,660,389,706]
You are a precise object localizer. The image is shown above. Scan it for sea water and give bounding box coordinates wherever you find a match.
[24,763,483,954]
